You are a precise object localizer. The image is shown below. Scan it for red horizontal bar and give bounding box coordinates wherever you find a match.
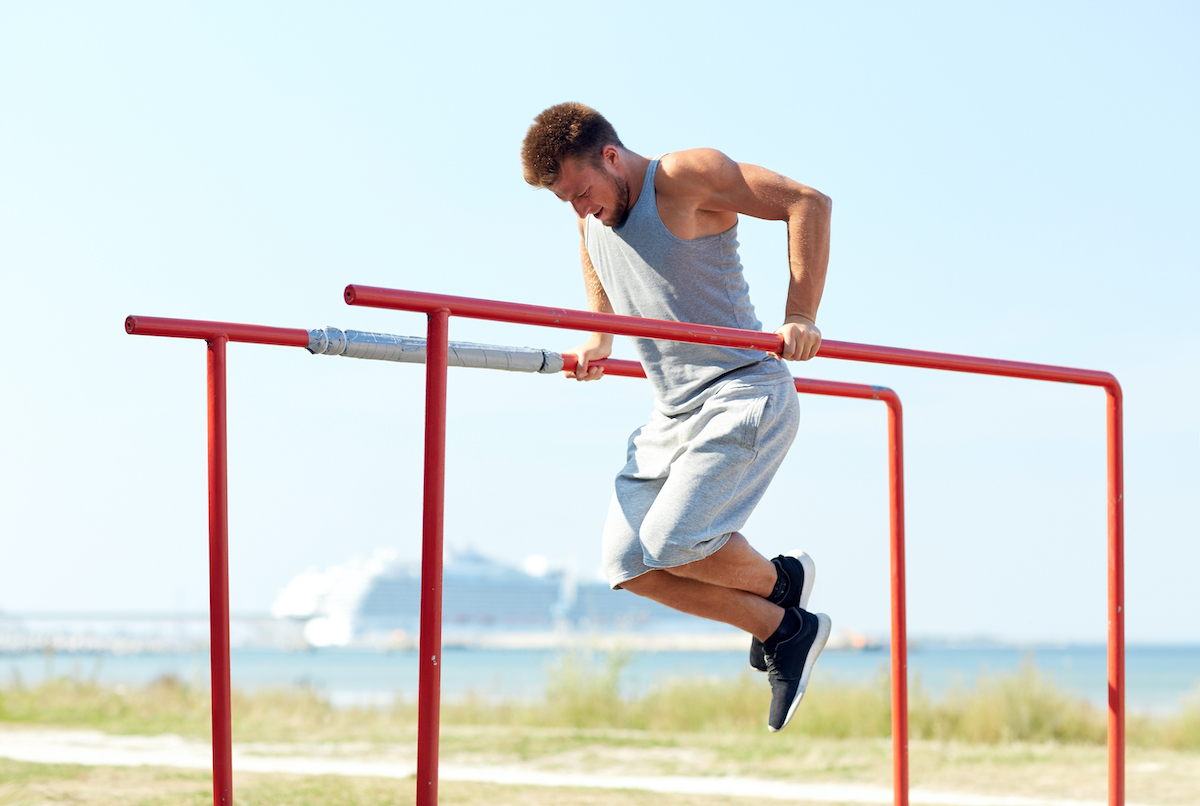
[561,355,647,378]
[566,355,899,404]
[345,286,1117,393]
[345,286,783,353]
[795,376,897,402]
[818,339,1119,393]
[126,316,310,348]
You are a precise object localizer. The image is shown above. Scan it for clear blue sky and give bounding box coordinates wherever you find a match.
[1,1,1197,643]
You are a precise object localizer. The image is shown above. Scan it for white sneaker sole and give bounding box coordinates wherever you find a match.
[786,549,816,611]
[768,611,832,733]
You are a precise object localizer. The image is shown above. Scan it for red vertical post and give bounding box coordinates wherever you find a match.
[416,309,450,806]
[1107,385,1125,806]
[206,336,233,805]
[883,393,908,806]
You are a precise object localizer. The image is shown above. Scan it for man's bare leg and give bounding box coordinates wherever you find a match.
[662,532,775,596]
[621,570,784,641]
[620,529,829,734]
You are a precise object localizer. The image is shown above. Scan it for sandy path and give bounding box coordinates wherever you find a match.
[0,726,1152,806]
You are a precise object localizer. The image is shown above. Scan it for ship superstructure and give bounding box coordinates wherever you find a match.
[272,548,690,646]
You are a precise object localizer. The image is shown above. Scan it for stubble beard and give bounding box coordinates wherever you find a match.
[602,171,631,227]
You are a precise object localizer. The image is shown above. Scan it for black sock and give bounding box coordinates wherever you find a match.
[763,608,802,654]
[767,559,789,605]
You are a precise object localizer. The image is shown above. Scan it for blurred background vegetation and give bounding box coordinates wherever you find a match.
[2,653,1197,750]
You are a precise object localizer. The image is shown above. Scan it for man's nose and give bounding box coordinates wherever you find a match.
[571,198,591,217]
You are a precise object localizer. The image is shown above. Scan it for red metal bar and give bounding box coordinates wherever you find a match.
[346,286,784,353]
[561,355,646,378]
[814,343,1122,806]
[1108,387,1125,806]
[817,339,1118,390]
[126,315,310,347]
[127,309,912,804]
[344,286,1117,389]
[416,309,450,806]
[350,286,1122,806]
[489,353,911,805]
[206,336,233,805]
[130,296,1119,805]
[785,383,908,806]
[880,389,908,806]
[790,380,907,805]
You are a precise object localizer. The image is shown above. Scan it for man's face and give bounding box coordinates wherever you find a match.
[550,154,630,227]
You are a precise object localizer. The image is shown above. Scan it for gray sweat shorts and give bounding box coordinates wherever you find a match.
[601,375,800,589]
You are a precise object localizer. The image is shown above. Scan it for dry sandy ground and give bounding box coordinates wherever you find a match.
[0,726,1196,806]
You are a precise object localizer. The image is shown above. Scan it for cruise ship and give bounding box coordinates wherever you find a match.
[272,548,696,647]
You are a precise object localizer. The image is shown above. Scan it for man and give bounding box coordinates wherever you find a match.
[520,102,832,732]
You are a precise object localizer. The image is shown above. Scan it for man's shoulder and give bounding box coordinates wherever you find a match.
[655,149,744,210]
[658,148,739,185]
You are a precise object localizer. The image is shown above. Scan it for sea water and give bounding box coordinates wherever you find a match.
[4,644,1198,715]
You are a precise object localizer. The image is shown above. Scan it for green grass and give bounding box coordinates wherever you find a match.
[2,654,1198,750]
[448,653,1200,749]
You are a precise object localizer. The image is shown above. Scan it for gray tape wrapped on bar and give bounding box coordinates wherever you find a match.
[306,327,564,374]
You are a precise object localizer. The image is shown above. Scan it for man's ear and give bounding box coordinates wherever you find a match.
[601,145,620,166]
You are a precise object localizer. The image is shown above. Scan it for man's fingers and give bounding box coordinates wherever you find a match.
[562,357,605,381]
[774,324,822,361]
[781,329,797,361]
[807,335,822,361]
[563,356,582,379]
[562,352,589,379]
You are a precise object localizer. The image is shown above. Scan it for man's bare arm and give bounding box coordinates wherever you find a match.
[665,149,832,361]
[581,235,614,317]
[565,219,614,381]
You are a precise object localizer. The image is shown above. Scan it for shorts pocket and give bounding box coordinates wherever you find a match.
[735,393,769,452]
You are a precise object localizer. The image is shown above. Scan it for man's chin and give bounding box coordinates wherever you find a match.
[597,209,627,228]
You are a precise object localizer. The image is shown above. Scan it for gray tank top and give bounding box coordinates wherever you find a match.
[585,155,790,414]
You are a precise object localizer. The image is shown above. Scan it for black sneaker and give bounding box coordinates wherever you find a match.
[765,607,831,732]
[750,551,815,672]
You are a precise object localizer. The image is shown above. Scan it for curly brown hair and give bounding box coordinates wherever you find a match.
[521,102,623,188]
